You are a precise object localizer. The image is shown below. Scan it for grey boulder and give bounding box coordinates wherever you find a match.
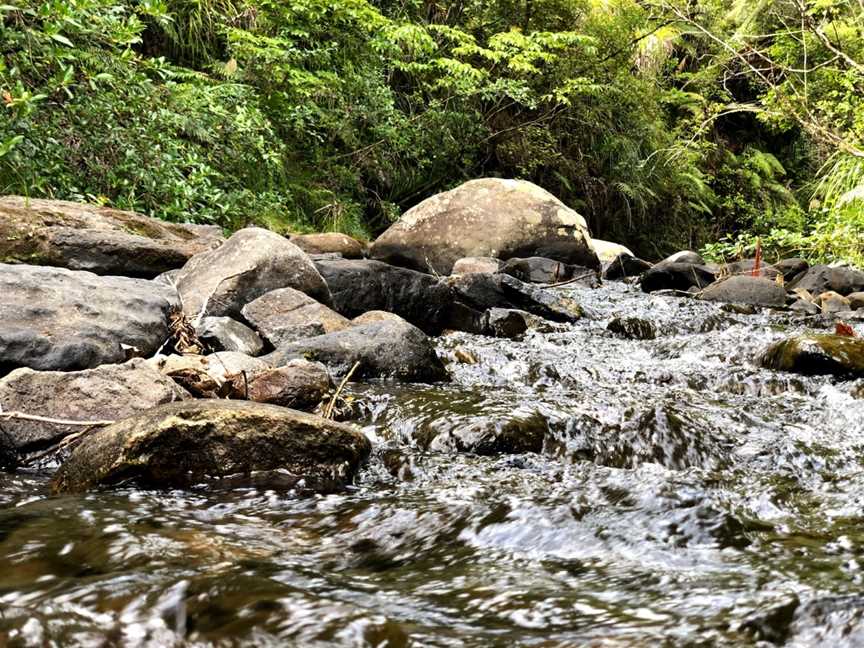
[699,276,787,307]
[289,232,365,259]
[241,287,350,347]
[788,265,864,297]
[0,264,177,373]
[195,316,264,356]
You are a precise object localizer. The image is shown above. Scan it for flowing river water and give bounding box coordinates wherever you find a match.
[2,281,864,646]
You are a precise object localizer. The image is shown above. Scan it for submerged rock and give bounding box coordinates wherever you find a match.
[266,318,448,383]
[758,334,864,378]
[289,232,365,259]
[0,196,222,278]
[699,275,787,308]
[176,228,331,320]
[607,316,656,340]
[51,400,370,493]
[483,308,532,339]
[640,263,715,293]
[246,360,331,410]
[241,287,350,347]
[424,410,549,455]
[0,359,187,453]
[370,178,599,274]
[602,253,652,281]
[0,264,177,373]
[194,316,263,356]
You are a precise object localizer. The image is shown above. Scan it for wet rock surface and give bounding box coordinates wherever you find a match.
[4,278,864,646]
[759,334,864,377]
[51,400,370,493]
[0,264,177,373]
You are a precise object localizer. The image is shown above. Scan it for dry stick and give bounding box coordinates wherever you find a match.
[324,362,361,420]
[543,272,597,289]
[0,412,116,427]
[22,429,93,467]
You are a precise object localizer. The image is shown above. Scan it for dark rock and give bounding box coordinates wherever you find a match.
[265,319,448,383]
[241,287,350,347]
[0,196,223,278]
[313,258,451,334]
[699,275,787,307]
[849,292,864,310]
[176,228,331,320]
[774,258,809,281]
[500,256,575,284]
[289,232,365,259]
[0,264,177,373]
[423,410,549,455]
[447,273,582,325]
[785,595,864,646]
[758,334,864,378]
[51,400,371,493]
[602,253,652,280]
[195,317,263,356]
[483,308,531,338]
[451,256,503,274]
[0,359,187,453]
[789,299,820,315]
[370,178,598,274]
[246,360,331,410]
[720,258,781,279]
[640,263,716,293]
[788,264,864,297]
[607,316,656,340]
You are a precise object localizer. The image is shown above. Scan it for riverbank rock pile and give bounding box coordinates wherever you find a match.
[2,182,864,488]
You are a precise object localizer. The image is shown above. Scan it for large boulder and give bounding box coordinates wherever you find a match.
[194,316,263,356]
[640,263,716,293]
[51,400,371,493]
[0,196,222,278]
[0,264,177,373]
[241,287,350,348]
[265,318,448,383]
[788,265,864,297]
[0,359,188,453]
[758,334,864,378]
[313,258,452,334]
[175,228,331,321]
[699,276,787,307]
[370,178,599,275]
[289,232,365,259]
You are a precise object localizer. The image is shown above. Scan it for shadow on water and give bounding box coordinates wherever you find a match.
[2,282,864,646]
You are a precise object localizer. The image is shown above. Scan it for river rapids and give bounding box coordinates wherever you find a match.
[2,281,864,646]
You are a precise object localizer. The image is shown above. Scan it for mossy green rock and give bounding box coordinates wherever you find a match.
[758,334,864,378]
[52,400,371,493]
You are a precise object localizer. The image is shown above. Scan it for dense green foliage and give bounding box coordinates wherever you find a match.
[1,0,862,260]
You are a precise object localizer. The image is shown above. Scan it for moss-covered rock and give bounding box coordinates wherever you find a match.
[52,400,370,493]
[758,334,864,378]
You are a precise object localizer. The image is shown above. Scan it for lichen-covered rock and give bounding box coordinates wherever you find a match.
[350,311,405,326]
[246,360,331,410]
[758,334,864,378]
[451,256,503,275]
[289,232,365,259]
[0,264,177,373]
[699,276,787,308]
[241,287,350,347]
[195,317,264,356]
[266,319,448,383]
[370,178,599,274]
[51,400,371,493]
[176,228,331,320]
[0,196,222,278]
[0,359,188,453]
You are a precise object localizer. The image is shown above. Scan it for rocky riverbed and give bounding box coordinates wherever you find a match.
[2,183,864,646]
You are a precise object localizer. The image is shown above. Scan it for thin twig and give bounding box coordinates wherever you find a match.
[324,361,360,420]
[0,412,116,426]
[542,272,597,288]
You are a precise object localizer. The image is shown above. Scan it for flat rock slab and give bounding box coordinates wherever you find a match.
[370,178,599,275]
[759,334,864,378]
[242,287,349,347]
[176,228,331,320]
[699,275,787,307]
[52,400,371,493]
[289,232,365,259]
[0,196,222,278]
[0,263,177,373]
[0,359,187,452]
[266,319,448,383]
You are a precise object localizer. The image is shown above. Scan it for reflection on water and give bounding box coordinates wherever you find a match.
[2,282,864,646]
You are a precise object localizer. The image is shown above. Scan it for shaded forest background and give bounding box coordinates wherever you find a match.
[1,0,862,262]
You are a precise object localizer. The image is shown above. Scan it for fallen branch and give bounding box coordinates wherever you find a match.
[324,362,361,420]
[542,272,598,288]
[0,412,116,427]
